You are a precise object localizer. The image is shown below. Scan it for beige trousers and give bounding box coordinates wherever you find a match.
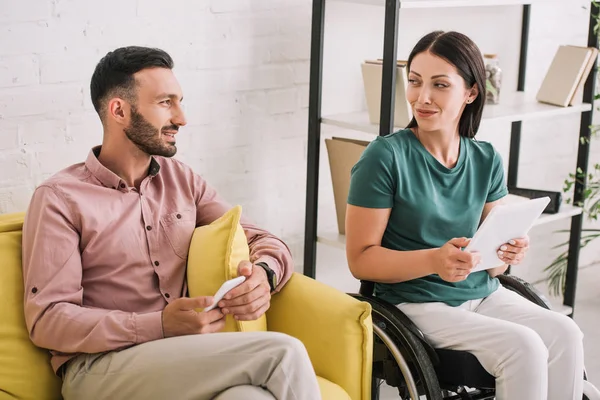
[397,285,585,400]
[62,331,321,400]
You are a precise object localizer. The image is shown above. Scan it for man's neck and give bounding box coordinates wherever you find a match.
[98,136,151,190]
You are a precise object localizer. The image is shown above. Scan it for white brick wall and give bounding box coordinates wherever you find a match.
[0,0,312,270]
[0,0,598,279]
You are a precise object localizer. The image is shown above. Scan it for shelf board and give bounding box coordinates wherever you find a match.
[533,205,582,227]
[317,205,582,249]
[330,0,550,8]
[322,94,592,135]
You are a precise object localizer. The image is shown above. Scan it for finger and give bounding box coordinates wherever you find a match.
[224,275,261,301]
[177,296,214,311]
[456,250,477,264]
[199,308,225,324]
[498,250,518,261]
[201,317,226,334]
[452,263,473,272]
[498,244,517,255]
[499,242,530,255]
[448,237,471,248]
[502,252,524,265]
[237,260,253,277]
[219,284,267,309]
[453,267,470,276]
[507,237,529,248]
[223,294,270,317]
[233,302,271,321]
[470,252,481,266]
[498,250,527,268]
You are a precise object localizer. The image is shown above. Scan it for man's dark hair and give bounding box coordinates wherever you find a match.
[90,46,174,119]
[406,31,486,139]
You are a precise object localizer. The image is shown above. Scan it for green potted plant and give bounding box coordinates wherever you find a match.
[544,0,600,296]
[544,1,600,296]
[544,165,600,296]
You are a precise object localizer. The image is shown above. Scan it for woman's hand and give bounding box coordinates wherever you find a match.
[434,237,481,282]
[497,235,530,265]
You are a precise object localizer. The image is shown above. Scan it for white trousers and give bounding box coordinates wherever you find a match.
[397,285,585,400]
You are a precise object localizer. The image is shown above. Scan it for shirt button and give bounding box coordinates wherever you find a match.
[154,261,160,266]
[165,293,170,298]
[31,287,38,294]
[176,214,182,219]
[146,225,152,231]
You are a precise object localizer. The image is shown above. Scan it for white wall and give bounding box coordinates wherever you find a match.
[0,0,312,263]
[0,0,598,284]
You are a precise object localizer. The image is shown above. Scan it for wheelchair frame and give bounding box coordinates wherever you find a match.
[351,274,593,400]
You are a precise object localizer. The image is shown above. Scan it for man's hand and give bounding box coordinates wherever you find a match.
[162,296,225,338]
[497,235,530,265]
[218,261,271,321]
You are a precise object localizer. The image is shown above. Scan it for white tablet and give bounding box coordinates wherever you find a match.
[466,196,551,272]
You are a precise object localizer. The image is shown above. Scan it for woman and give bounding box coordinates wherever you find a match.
[345,31,584,399]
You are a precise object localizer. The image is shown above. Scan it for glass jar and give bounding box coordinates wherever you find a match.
[484,54,502,104]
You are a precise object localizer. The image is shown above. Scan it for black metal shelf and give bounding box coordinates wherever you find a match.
[303,0,598,318]
[329,0,547,7]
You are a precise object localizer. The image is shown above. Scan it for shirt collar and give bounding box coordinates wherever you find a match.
[85,146,161,190]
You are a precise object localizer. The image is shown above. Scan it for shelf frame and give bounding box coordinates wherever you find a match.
[303,0,598,319]
[564,4,599,314]
[330,0,550,8]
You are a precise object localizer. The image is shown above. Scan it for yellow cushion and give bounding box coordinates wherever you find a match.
[317,376,352,400]
[187,205,266,332]
[0,212,62,400]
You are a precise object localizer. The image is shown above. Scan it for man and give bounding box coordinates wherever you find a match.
[21,46,321,400]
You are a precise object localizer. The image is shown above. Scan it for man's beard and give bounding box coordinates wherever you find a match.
[124,106,178,158]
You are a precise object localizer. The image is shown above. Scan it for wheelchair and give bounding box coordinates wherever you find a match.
[350,274,600,400]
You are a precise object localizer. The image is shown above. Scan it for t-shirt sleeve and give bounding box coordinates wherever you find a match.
[487,147,509,203]
[347,137,396,208]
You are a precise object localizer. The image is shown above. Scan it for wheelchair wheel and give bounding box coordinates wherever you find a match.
[350,294,443,400]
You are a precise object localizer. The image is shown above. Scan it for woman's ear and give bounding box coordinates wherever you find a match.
[467,83,479,104]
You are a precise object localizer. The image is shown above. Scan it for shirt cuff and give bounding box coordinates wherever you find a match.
[134,311,164,344]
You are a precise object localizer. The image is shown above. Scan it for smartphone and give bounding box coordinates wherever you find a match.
[203,276,247,312]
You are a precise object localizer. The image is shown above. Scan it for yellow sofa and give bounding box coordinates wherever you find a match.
[0,212,373,400]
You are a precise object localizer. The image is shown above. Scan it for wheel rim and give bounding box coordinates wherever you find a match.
[373,320,421,399]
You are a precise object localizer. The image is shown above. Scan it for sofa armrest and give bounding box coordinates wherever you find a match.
[266,273,372,400]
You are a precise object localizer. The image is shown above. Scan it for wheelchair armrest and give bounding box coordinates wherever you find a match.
[497,274,551,310]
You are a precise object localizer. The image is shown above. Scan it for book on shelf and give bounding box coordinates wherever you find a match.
[568,45,598,106]
[536,45,598,107]
[325,137,369,235]
[361,59,413,127]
